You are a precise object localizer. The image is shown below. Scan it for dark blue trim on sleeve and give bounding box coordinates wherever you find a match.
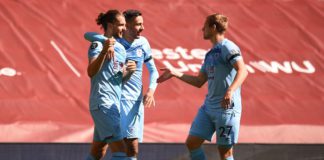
[144,56,153,63]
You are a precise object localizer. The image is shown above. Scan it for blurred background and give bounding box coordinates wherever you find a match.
[0,0,324,159]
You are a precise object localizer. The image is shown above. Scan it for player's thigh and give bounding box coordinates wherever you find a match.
[189,107,215,142]
[121,100,143,140]
[215,110,241,146]
[91,104,123,142]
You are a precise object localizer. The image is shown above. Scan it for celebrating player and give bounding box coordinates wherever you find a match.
[157,13,248,160]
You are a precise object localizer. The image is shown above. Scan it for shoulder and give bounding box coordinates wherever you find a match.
[138,36,148,42]
[114,41,124,49]
[89,41,103,50]
[138,36,150,45]
[88,41,103,58]
[114,41,126,55]
[221,39,240,54]
[222,39,239,50]
[116,38,125,44]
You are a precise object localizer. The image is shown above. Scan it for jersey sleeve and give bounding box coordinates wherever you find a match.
[84,32,107,43]
[221,42,242,66]
[145,58,159,90]
[142,37,153,63]
[88,41,103,59]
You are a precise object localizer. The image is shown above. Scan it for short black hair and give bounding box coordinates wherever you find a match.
[123,9,142,22]
[96,10,122,30]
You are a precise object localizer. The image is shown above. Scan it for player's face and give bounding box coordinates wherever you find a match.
[127,16,144,39]
[112,15,126,38]
[202,19,213,40]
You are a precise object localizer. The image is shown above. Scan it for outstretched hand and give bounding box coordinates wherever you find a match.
[157,68,173,83]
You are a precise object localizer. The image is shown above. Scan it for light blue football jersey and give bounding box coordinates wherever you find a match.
[116,37,152,101]
[88,41,126,110]
[84,33,154,101]
[200,38,243,113]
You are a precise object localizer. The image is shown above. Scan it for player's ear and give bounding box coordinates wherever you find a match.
[212,24,217,32]
[107,23,114,30]
[126,22,131,29]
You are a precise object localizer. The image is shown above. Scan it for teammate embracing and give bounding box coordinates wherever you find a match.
[85,9,159,160]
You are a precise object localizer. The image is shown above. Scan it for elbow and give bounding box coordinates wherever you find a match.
[197,84,204,88]
[87,71,94,78]
[151,68,159,78]
[238,67,249,79]
[239,68,249,84]
[153,72,159,83]
[87,68,95,78]
[196,81,205,88]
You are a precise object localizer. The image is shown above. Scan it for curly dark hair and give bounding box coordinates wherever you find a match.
[96,9,122,30]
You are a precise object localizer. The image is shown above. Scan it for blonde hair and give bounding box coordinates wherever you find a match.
[207,13,228,33]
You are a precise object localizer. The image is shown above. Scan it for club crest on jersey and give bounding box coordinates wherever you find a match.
[136,49,143,57]
[213,52,220,61]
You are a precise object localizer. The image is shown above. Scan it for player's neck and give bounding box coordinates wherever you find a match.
[104,32,113,39]
[123,33,135,43]
[211,34,225,45]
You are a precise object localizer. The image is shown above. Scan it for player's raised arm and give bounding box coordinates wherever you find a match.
[157,68,207,88]
[84,32,116,60]
[87,41,112,77]
[84,32,107,43]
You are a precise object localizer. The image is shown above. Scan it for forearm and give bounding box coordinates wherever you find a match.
[146,60,159,91]
[122,70,133,83]
[87,52,107,77]
[228,68,248,91]
[175,73,205,88]
[84,32,107,43]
